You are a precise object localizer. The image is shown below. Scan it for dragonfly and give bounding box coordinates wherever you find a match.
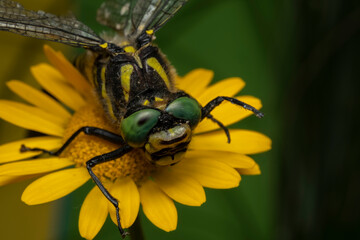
[0,0,264,237]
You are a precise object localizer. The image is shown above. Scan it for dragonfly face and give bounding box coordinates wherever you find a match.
[119,89,202,165]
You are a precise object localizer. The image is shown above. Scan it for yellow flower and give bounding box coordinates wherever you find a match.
[0,45,271,239]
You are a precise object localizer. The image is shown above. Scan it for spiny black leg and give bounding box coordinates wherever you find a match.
[86,145,133,238]
[206,114,231,143]
[202,96,264,119]
[20,126,124,156]
[55,127,125,155]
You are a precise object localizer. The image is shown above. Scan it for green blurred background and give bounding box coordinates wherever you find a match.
[0,0,359,239]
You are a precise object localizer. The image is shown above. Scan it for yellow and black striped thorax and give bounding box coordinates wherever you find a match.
[76,42,177,123]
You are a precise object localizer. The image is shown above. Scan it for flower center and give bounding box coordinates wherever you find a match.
[61,101,155,184]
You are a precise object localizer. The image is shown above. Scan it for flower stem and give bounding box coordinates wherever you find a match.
[129,216,145,240]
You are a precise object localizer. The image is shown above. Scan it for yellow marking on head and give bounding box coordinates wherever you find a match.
[143,99,150,106]
[124,46,136,53]
[121,64,134,102]
[153,96,167,110]
[99,42,108,49]
[100,68,116,121]
[146,57,170,89]
[146,29,154,35]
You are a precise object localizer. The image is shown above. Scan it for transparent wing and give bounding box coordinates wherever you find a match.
[0,0,19,7]
[0,0,105,49]
[97,0,187,40]
[131,0,187,37]
[97,0,134,34]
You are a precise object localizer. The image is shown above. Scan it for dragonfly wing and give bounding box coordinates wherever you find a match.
[0,0,105,49]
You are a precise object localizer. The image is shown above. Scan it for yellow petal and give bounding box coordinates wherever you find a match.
[0,157,74,175]
[176,69,213,99]
[197,77,245,105]
[186,150,256,169]
[0,100,65,137]
[22,168,90,205]
[0,100,66,126]
[79,186,108,240]
[31,64,86,111]
[173,158,240,189]
[108,177,140,228]
[32,62,67,83]
[190,129,272,155]
[7,80,71,120]
[153,167,206,206]
[238,163,261,175]
[43,45,92,99]
[195,96,262,134]
[139,180,177,231]
[0,136,62,163]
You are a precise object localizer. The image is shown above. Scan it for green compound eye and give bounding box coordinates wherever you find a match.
[121,109,160,147]
[166,97,201,128]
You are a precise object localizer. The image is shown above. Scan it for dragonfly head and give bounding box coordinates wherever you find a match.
[120,96,202,166]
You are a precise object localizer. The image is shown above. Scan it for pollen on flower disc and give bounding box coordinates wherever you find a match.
[61,100,155,184]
